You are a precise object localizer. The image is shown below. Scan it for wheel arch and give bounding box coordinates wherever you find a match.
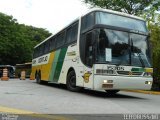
[67,67,75,76]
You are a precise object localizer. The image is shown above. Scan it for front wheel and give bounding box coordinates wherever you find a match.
[105,90,120,95]
[67,70,81,92]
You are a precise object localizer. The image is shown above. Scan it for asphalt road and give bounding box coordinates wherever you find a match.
[0,79,160,120]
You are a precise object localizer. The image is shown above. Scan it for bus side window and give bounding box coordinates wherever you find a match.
[66,27,72,44]
[71,22,78,42]
[44,41,50,54]
[50,37,55,51]
[55,31,65,49]
[81,12,94,32]
[66,22,78,45]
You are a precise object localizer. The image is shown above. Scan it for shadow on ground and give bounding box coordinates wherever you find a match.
[32,81,145,99]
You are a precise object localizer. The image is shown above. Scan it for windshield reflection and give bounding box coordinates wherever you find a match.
[130,34,151,67]
[96,29,151,67]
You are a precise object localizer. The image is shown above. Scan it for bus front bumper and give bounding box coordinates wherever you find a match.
[94,75,152,90]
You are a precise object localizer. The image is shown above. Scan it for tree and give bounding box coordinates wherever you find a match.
[0,12,51,65]
[84,0,160,15]
[145,11,160,90]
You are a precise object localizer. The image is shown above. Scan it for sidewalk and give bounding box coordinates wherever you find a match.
[124,90,160,95]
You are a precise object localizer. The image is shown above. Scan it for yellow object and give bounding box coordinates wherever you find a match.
[83,72,92,83]
[145,68,153,73]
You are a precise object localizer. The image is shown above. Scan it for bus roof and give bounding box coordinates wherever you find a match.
[34,8,145,49]
[83,8,144,21]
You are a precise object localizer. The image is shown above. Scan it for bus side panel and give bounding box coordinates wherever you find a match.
[31,52,54,80]
[48,49,61,82]
[31,65,41,78]
[41,52,55,81]
[58,45,84,87]
[53,47,68,82]
[48,48,68,82]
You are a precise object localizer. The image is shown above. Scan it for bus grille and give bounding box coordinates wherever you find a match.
[96,69,115,75]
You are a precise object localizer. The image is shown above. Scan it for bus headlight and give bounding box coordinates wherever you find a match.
[145,81,152,85]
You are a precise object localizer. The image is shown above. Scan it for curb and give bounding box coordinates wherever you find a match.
[124,90,160,95]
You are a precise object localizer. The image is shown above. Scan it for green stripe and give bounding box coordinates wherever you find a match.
[53,47,68,82]
[131,68,145,72]
[49,47,68,82]
[49,50,61,81]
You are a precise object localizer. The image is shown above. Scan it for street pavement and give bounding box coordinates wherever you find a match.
[0,79,160,120]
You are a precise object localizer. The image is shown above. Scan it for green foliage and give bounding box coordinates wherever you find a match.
[0,12,51,65]
[84,0,160,15]
[147,14,160,90]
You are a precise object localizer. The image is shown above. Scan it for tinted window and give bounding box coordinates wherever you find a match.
[55,32,65,48]
[44,41,50,54]
[39,44,44,56]
[80,31,94,67]
[96,12,147,32]
[81,12,94,32]
[85,32,93,67]
[96,29,129,65]
[50,37,55,51]
[71,22,78,42]
[66,27,72,44]
[66,22,78,44]
[130,34,151,67]
[35,47,39,58]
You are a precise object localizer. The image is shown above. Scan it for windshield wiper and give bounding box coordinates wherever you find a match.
[137,52,145,67]
[131,38,145,68]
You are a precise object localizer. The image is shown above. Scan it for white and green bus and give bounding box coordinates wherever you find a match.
[31,9,153,94]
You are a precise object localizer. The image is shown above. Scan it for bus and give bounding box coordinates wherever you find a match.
[0,65,15,78]
[30,8,153,94]
[15,62,32,78]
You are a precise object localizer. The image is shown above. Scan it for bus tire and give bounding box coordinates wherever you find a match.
[67,70,81,92]
[36,72,41,84]
[105,90,120,95]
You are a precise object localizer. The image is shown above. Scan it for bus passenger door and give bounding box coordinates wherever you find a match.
[81,31,95,89]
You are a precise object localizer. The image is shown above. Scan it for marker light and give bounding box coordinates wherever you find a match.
[103,80,113,84]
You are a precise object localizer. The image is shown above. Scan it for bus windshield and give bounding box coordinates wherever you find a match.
[96,29,151,67]
[96,11,147,32]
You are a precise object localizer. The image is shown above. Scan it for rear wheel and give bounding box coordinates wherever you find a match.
[67,70,81,92]
[105,90,120,95]
[36,72,42,84]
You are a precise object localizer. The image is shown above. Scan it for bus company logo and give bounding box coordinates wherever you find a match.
[32,54,50,66]
[38,56,48,63]
[82,72,92,83]
[107,66,124,71]
[32,56,48,65]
